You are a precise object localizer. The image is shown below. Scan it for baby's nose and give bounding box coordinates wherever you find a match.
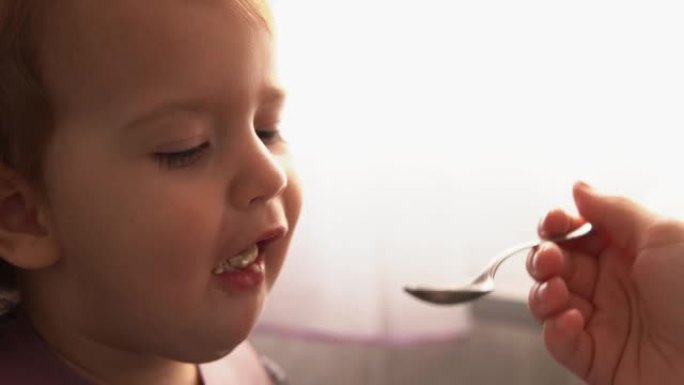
[228,138,287,209]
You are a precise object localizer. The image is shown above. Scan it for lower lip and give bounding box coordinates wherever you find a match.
[214,256,265,292]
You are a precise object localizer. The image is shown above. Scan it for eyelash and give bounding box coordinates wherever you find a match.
[256,128,283,145]
[154,142,210,169]
[153,128,282,170]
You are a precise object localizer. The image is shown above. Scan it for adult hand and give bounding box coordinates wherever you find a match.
[527,182,684,385]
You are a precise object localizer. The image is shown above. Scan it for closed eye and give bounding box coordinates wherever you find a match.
[154,142,210,169]
[256,129,283,145]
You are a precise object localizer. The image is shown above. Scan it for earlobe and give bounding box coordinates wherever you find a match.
[0,164,59,270]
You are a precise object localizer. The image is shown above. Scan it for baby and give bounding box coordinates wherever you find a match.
[0,0,302,384]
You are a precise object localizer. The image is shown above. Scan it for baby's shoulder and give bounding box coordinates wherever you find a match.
[0,315,44,380]
[0,314,34,368]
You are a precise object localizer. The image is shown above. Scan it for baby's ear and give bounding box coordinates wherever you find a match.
[0,164,59,269]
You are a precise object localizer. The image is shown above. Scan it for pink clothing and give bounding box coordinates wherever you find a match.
[0,314,279,384]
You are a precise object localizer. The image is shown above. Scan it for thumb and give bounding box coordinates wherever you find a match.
[572,181,656,252]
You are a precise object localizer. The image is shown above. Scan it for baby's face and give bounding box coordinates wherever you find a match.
[35,0,301,361]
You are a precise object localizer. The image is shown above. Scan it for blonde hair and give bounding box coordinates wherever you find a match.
[232,0,275,32]
[0,0,51,182]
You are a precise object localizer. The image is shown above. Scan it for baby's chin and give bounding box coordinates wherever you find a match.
[159,324,257,364]
[124,284,269,363]
[162,308,264,363]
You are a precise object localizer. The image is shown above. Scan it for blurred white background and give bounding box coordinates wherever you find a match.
[257,0,684,344]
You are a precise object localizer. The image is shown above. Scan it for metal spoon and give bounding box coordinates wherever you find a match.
[403,222,593,305]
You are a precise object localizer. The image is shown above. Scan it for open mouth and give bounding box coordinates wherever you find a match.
[212,243,260,275]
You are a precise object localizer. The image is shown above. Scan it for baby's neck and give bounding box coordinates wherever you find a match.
[53,348,200,385]
[25,310,200,385]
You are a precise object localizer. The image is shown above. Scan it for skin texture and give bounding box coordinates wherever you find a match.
[527,182,684,385]
[0,1,301,384]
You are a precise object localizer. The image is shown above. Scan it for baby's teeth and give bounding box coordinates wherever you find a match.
[213,244,259,274]
[249,262,263,274]
[229,257,251,269]
[228,244,258,269]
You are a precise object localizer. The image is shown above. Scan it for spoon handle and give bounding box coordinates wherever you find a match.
[476,222,594,283]
[478,240,539,282]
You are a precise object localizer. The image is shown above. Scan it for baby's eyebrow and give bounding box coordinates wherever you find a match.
[124,88,285,130]
[260,86,286,109]
[123,98,208,131]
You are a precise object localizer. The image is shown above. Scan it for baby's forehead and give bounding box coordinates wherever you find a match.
[43,0,268,31]
[43,0,255,40]
[39,0,271,120]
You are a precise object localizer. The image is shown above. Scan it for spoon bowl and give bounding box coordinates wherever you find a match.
[404,222,593,305]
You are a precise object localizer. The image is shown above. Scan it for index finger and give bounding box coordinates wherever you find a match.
[538,208,608,256]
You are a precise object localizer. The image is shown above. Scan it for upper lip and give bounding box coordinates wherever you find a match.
[223,225,287,261]
[255,226,288,247]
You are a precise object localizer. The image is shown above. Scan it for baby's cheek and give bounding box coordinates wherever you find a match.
[152,201,221,261]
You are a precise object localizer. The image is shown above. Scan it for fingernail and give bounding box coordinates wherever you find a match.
[538,214,549,239]
[530,245,543,275]
[576,180,596,193]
